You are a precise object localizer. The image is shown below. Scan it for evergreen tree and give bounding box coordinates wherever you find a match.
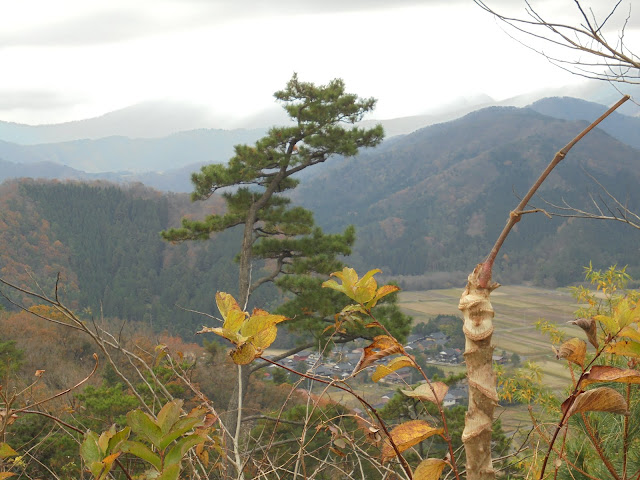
[162,73,384,308]
[162,75,411,436]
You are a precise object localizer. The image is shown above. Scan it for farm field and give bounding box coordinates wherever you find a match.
[399,285,581,390]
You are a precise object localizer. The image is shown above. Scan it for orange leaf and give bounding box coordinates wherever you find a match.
[353,335,403,375]
[414,458,449,480]
[561,387,628,423]
[381,420,444,462]
[581,365,640,387]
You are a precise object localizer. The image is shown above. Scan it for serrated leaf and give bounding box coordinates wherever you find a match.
[606,340,640,358]
[165,434,205,467]
[555,338,586,367]
[354,335,404,375]
[582,365,640,387]
[414,458,449,480]
[121,440,162,471]
[157,400,183,435]
[372,356,414,382]
[401,382,449,405]
[562,387,629,422]
[0,443,18,459]
[126,410,162,447]
[381,420,444,462]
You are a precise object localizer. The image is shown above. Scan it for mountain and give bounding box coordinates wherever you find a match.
[0,101,239,145]
[294,105,640,288]
[0,128,266,174]
[529,96,640,150]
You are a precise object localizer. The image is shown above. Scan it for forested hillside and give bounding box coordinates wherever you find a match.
[296,105,640,287]
[1,104,639,339]
[0,180,276,338]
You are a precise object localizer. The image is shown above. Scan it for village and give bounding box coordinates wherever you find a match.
[264,328,480,409]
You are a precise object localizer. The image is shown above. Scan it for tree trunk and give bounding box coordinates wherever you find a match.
[459,264,499,480]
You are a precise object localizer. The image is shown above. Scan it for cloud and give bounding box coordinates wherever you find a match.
[0,90,80,111]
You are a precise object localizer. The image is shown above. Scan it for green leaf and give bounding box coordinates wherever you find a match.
[156,463,180,480]
[164,434,205,467]
[121,440,162,471]
[158,416,205,450]
[107,426,131,454]
[80,432,101,464]
[98,424,116,455]
[126,410,162,447]
[157,400,183,435]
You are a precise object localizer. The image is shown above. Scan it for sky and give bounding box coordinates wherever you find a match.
[1,0,637,126]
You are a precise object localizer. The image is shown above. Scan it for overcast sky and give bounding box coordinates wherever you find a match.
[1,0,637,126]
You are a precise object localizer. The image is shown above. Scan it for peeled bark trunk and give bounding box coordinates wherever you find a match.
[459,264,499,480]
[457,95,629,480]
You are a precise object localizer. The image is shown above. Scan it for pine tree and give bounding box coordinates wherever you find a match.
[161,75,410,438]
[162,73,383,308]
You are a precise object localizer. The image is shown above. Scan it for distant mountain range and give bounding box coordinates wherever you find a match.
[1,95,639,193]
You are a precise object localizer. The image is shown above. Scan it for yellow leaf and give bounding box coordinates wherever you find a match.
[414,458,449,480]
[381,420,444,462]
[372,356,414,382]
[215,292,246,333]
[0,474,16,479]
[230,343,260,365]
[606,340,640,358]
[401,382,449,405]
[554,338,586,367]
[354,269,380,304]
[367,284,400,308]
[561,387,628,422]
[619,325,640,343]
[594,313,619,335]
[581,365,640,387]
